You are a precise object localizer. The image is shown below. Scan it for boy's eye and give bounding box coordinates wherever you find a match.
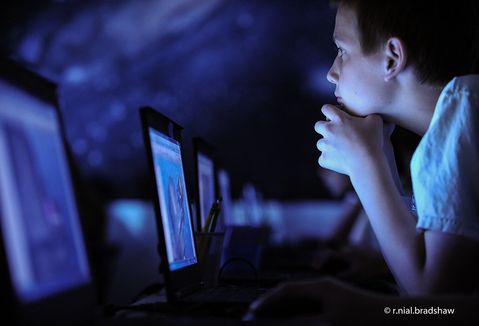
[337,47,344,56]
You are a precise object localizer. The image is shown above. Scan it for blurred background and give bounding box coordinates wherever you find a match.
[0,0,338,201]
[1,0,419,306]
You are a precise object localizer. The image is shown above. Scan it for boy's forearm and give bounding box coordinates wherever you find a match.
[349,155,426,294]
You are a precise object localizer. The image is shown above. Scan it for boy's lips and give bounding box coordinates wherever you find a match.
[336,96,344,107]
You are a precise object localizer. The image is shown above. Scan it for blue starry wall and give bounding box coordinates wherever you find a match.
[1,0,336,200]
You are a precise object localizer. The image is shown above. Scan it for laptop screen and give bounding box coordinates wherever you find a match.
[0,80,90,303]
[148,128,197,271]
[197,152,216,229]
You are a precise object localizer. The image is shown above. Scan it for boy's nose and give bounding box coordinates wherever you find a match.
[326,65,338,85]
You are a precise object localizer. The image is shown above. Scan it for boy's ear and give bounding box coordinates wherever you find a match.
[384,37,407,82]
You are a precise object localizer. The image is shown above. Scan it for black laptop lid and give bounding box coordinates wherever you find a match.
[0,57,95,325]
[140,107,201,302]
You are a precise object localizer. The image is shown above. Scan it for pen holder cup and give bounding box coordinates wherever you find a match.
[195,232,225,287]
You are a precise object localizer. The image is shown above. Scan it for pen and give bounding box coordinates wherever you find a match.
[201,198,222,233]
[197,198,222,260]
[208,197,222,233]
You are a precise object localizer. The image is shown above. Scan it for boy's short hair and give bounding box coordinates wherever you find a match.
[334,0,479,85]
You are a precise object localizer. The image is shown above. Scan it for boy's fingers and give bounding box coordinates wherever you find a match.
[316,138,326,151]
[321,104,345,122]
[314,120,328,135]
[247,284,288,313]
[383,121,396,136]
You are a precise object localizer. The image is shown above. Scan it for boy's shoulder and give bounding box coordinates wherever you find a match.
[445,74,479,95]
[432,74,479,125]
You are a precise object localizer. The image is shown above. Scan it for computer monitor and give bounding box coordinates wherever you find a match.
[193,137,217,231]
[0,57,94,325]
[140,107,201,300]
[150,129,197,271]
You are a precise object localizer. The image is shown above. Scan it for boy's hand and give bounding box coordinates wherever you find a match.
[244,277,376,322]
[314,104,385,177]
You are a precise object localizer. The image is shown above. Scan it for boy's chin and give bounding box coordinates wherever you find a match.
[337,103,367,117]
[339,101,383,118]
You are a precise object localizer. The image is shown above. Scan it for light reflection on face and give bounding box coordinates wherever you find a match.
[326,5,389,117]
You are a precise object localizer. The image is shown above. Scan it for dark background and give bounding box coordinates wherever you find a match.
[0,0,419,201]
[0,0,423,307]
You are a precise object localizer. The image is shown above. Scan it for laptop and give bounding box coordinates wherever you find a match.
[0,56,96,325]
[193,137,219,231]
[139,107,265,315]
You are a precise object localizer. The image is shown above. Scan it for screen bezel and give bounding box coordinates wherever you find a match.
[0,56,95,325]
[140,107,201,302]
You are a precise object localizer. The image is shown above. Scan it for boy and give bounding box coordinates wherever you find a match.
[316,0,479,295]
[249,0,479,314]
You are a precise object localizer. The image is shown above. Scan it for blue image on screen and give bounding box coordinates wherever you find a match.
[0,81,90,303]
[149,129,196,271]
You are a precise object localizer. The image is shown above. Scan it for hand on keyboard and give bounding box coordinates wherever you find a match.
[243,277,373,322]
[243,280,322,320]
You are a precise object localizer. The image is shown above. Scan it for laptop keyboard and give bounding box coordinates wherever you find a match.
[112,285,268,319]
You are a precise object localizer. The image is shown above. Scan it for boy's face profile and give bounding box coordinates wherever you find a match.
[327,5,391,117]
